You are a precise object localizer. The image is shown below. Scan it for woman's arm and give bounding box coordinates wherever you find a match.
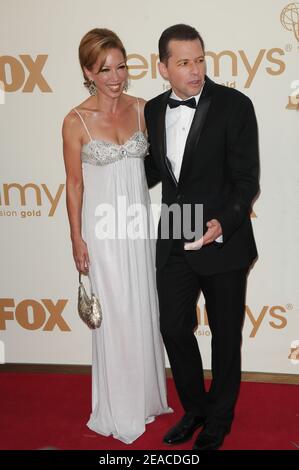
[62,112,90,273]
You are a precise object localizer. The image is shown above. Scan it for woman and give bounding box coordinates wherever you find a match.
[62,28,171,444]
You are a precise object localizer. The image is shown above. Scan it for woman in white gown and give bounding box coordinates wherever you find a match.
[62,28,172,444]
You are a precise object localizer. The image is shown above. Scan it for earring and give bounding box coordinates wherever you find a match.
[123,79,130,93]
[84,79,97,96]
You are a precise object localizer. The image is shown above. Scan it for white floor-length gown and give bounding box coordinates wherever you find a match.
[74,101,172,444]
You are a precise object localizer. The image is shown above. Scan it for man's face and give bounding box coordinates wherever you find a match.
[159,39,206,100]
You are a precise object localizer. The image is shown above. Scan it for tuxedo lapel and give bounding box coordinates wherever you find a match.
[156,90,178,186]
[178,77,215,186]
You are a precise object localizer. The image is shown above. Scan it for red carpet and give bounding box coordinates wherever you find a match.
[0,373,298,450]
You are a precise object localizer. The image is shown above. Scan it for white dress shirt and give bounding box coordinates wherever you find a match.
[165,88,223,243]
[166,90,202,182]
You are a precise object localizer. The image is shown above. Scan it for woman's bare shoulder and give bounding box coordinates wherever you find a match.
[124,94,146,106]
[125,96,146,120]
[136,97,147,112]
[62,109,80,138]
[62,105,89,143]
[137,97,147,105]
[62,96,92,132]
[64,97,95,123]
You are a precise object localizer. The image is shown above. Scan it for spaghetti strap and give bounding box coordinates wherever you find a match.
[73,108,93,142]
[136,98,141,131]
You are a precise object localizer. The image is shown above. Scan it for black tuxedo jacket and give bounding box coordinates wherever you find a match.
[144,77,259,275]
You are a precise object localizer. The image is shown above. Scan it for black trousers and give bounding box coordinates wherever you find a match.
[157,250,248,430]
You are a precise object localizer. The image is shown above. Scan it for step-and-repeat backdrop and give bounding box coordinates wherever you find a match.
[1,0,298,373]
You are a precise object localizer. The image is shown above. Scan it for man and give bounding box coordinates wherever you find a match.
[144,24,259,450]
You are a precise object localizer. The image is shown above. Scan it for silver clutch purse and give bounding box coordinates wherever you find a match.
[78,273,102,329]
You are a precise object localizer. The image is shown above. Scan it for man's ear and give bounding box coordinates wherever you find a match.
[158,61,169,81]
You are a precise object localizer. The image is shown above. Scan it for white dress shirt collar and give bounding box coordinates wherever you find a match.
[169,84,204,106]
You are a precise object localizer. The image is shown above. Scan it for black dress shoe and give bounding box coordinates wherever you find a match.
[163,413,206,445]
[192,424,229,450]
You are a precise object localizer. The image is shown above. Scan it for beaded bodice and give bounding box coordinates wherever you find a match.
[81,131,148,166]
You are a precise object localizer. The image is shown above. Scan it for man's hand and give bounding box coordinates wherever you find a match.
[184,219,222,251]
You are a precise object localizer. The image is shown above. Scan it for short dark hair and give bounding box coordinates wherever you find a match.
[159,24,205,63]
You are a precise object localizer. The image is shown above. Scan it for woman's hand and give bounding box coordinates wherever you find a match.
[72,237,90,273]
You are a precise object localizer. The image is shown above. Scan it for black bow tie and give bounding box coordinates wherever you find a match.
[168,97,197,109]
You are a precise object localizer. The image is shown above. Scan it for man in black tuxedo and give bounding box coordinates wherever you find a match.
[144,24,259,450]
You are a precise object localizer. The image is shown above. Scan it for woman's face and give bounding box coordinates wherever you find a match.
[85,48,128,98]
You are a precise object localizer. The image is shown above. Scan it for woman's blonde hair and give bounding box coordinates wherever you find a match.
[79,28,127,86]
